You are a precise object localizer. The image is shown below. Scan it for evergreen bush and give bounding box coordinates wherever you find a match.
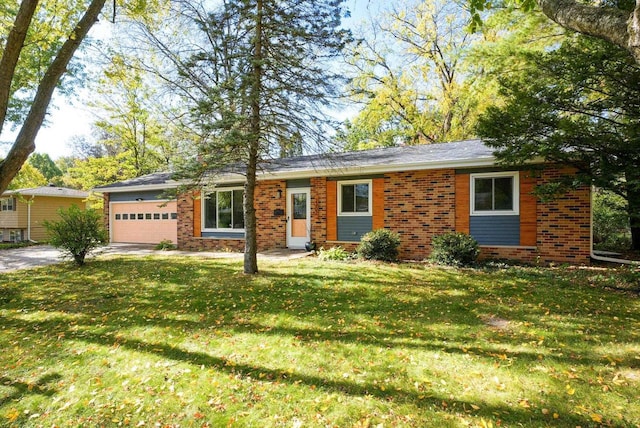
[356,229,401,262]
[429,232,479,267]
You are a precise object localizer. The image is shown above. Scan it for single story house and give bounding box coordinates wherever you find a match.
[95,140,592,264]
[0,185,89,242]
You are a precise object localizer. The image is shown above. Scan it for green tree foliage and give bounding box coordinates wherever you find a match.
[476,34,640,250]
[28,153,62,184]
[7,162,47,189]
[44,205,108,266]
[89,55,179,176]
[63,152,137,190]
[135,0,351,273]
[340,0,488,149]
[467,0,640,64]
[593,189,631,251]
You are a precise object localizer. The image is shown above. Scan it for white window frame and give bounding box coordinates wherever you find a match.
[201,187,246,232]
[470,172,520,216]
[338,179,372,216]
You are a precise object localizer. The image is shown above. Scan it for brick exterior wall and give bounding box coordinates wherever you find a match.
[178,180,288,252]
[475,167,591,265]
[103,193,110,238]
[255,180,287,251]
[384,169,457,260]
[174,165,591,265]
[310,177,328,245]
[536,167,591,264]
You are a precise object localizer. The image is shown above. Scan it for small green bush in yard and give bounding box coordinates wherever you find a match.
[155,239,177,250]
[44,205,108,266]
[317,246,351,261]
[430,232,480,267]
[357,228,401,261]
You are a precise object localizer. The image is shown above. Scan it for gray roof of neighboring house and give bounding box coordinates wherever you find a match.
[96,139,498,191]
[3,185,89,198]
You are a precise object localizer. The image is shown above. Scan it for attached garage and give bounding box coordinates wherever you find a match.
[95,173,180,245]
[111,200,177,244]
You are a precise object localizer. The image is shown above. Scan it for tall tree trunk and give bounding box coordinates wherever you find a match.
[0,0,107,195]
[536,0,640,62]
[243,0,263,275]
[0,0,39,136]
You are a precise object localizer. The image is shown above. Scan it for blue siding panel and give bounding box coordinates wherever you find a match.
[337,216,372,242]
[470,215,520,246]
[110,190,171,202]
[201,231,245,239]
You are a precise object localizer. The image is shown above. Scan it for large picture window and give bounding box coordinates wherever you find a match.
[203,189,245,230]
[338,180,371,215]
[471,172,519,215]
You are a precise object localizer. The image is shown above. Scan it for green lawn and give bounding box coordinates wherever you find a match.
[0,256,638,427]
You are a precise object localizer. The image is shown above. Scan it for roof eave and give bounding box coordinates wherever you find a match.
[93,181,182,193]
[208,156,499,183]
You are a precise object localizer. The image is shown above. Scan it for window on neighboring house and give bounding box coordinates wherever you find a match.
[9,230,23,242]
[471,173,519,215]
[203,189,245,230]
[1,197,15,211]
[338,180,371,215]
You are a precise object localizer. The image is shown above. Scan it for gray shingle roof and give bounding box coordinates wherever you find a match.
[93,172,177,190]
[260,139,493,174]
[4,186,89,198]
[96,140,497,191]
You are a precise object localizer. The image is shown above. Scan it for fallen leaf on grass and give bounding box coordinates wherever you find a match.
[590,413,603,423]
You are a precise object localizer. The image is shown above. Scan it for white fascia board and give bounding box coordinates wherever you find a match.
[255,157,499,181]
[94,181,182,193]
[96,156,546,190]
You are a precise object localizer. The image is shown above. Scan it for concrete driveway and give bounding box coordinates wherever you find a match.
[0,245,65,273]
[0,243,310,273]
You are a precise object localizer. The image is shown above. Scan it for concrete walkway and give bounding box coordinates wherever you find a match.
[0,243,312,273]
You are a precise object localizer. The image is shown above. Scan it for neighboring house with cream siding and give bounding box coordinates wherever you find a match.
[0,186,88,242]
[96,140,592,264]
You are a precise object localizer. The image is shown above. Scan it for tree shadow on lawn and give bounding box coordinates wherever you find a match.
[2,258,637,370]
[0,313,608,428]
[1,258,638,425]
[0,373,62,408]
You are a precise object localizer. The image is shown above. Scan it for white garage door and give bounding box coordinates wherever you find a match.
[111,201,178,244]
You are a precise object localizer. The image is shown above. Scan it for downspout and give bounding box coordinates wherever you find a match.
[27,196,31,241]
[589,186,639,265]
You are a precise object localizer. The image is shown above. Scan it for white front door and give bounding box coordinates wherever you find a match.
[286,188,311,249]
